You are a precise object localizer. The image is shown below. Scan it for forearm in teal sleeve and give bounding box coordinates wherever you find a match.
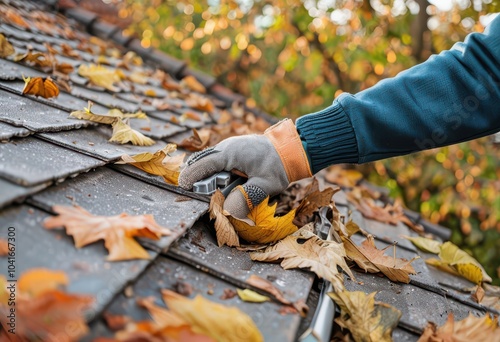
[296,16,500,174]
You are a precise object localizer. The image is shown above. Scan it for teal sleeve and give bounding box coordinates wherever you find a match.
[296,16,500,174]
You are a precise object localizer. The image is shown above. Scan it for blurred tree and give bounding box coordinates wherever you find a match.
[121,0,500,283]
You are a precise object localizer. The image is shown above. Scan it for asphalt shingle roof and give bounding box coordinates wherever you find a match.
[0,1,497,340]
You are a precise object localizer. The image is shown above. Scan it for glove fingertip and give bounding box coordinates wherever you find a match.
[224,186,251,220]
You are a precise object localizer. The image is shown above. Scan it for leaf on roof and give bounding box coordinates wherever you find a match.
[229,196,298,244]
[44,205,170,261]
[417,313,500,342]
[343,235,418,283]
[117,144,185,185]
[22,76,60,99]
[0,269,93,341]
[0,33,14,58]
[250,225,353,290]
[246,275,291,305]
[128,70,149,85]
[78,63,121,92]
[178,128,213,151]
[110,119,156,146]
[18,268,68,298]
[4,8,29,28]
[181,111,203,122]
[119,51,144,69]
[70,102,117,125]
[181,75,206,93]
[237,288,270,303]
[55,62,74,75]
[162,289,263,342]
[425,241,491,284]
[477,283,500,311]
[60,43,80,58]
[328,290,402,342]
[209,190,240,247]
[403,235,441,254]
[186,93,215,113]
[14,50,53,68]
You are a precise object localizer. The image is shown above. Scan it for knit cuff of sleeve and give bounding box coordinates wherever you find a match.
[295,100,358,174]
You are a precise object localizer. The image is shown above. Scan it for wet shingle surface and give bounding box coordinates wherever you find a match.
[0,0,492,341]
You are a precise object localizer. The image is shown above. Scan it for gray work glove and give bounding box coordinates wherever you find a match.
[179,119,312,219]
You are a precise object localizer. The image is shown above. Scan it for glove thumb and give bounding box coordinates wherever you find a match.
[224,182,268,220]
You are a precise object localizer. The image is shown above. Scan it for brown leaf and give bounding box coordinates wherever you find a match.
[328,290,401,342]
[14,50,53,68]
[343,235,418,283]
[178,128,213,151]
[220,288,237,300]
[417,313,500,342]
[186,93,214,113]
[181,75,206,93]
[250,226,353,290]
[246,275,291,305]
[0,34,14,58]
[117,144,184,185]
[294,178,339,226]
[55,62,74,74]
[209,190,240,247]
[103,312,131,331]
[22,76,59,99]
[44,205,170,261]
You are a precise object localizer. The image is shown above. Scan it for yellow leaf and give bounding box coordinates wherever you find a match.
[229,196,298,244]
[250,226,353,291]
[328,290,402,342]
[117,144,184,185]
[78,63,121,92]
[22,76,59,99]
[162,289,263,342]
[0,33,15,58]
[144,88,157,97]
[70,102,117,125]
[438,241,491,283]
[417,313,500,342]
[110,119,155,146]
[209,190,240,247]
[129,71,149,84]
[237,289,270,303]
[18,269,68,298]
[403,235,441,254]
[343,235,419,283]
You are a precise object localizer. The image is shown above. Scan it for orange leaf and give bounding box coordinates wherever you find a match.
[22,76,60,99]
[0,239,7,256]
[181,75,206,93]
[18,269,68,298]
[43,205,171,261]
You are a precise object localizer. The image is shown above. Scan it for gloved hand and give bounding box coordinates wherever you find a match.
[178,119,312,219]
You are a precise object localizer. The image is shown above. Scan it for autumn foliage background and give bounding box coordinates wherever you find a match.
[117,0,500,283]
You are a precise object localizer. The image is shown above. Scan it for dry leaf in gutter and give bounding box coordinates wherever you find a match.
[117,144,185,185]
[426,241,491,284]
[328,290,401,342]
[229,196,298,244]
[0,33,14,58]
[250,226,353,291]
[162,289,263,342]
[343,235,418,283]
[417,313,500,342]
[208,190,240,247]
[44,205,170,261]
[110,119,155,146]
[181,75,206,93]
[22,76,59,99]
[0,269,93,342]
[78,63,121,92]
[293,178,339,226]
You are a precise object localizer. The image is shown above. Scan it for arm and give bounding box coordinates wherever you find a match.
[296,15,500,174]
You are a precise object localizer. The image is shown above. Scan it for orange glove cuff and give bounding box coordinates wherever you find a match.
[264,119,312,182]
